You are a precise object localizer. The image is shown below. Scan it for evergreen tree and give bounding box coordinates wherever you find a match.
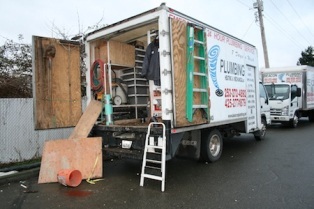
[298,46,314,66]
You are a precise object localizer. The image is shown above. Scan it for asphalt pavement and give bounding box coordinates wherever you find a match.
[1,119,314,209]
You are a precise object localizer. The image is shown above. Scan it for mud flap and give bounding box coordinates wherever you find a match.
[175,130,201,160]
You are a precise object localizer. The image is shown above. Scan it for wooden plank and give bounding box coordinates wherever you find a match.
[94,40,108,63]
[109,40,135,67]
[172,19,207,127]
[69,100,102,139]
[172,19,187,127]
[38,137,103,183]
[33,36,81,129]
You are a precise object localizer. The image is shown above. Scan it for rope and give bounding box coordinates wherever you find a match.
[86,154,104,184]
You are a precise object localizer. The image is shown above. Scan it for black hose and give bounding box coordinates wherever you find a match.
[0,162,40,172]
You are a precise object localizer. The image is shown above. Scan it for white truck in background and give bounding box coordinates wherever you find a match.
[261,65,314,127]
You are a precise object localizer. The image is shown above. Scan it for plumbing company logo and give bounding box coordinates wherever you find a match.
[278,73,286,82]
[208,45,224,97]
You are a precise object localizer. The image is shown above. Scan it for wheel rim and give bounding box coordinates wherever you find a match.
[209,135,221,157]
[261,121,266,137]
[293,115,298,127]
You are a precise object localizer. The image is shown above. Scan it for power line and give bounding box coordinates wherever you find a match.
[263,12,305,49]
[269,0,312,46]
[242,19,255,39]
[286,0,314,40]
[235,0,251,9]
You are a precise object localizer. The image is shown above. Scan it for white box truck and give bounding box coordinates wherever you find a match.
[83,3,270,162]
[33,4,270,164]
[261,65,314,127]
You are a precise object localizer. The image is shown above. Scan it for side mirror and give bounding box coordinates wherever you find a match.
[296,88,301,97]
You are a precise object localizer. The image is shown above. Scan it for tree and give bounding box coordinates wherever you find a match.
[298,46,314,66]
[0,35,32,98]
[0,18,106,98]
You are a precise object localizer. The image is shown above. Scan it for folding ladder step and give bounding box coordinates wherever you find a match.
[141,174,162,181]
[146,145,163,149]
[146,159,162,164]
[140,122,166,192]
[146,151,162,155]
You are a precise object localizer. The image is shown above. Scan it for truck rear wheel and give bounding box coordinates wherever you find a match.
[201,129,223,162]
[254,118,266,141]
[309,110,314,122]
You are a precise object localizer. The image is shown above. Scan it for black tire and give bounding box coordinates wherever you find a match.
[289,113,298,128]
[201,129,223,163]
[254,118,266,141]
[309,110,314,122]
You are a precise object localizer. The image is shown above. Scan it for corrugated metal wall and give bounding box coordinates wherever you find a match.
[0,98,87,164]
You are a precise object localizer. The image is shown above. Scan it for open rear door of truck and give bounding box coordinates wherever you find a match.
[32,36,82,129]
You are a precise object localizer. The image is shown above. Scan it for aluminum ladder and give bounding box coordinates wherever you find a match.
[140,122,166,192]
[186,23,209,122]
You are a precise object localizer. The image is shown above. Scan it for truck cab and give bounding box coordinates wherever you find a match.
[259,82,271,125]
[255,82,271,140]
[264,83,301,127]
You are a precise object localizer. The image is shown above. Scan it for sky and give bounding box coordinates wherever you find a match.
[0,0,313,68]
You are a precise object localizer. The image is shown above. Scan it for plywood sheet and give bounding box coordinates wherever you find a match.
[109,40,135,67]
[94,40,135,67]
[38,137,102,184]
[94,40,108,63]
[33,36,82,129]
[172,19,207,127]
[69,100,102,139]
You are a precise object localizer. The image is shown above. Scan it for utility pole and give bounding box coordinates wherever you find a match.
[254,0,270,68]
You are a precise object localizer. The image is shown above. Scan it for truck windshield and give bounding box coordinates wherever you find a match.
[265,84,290,100]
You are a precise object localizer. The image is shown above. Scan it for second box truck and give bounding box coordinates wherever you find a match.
[261,65,314,127]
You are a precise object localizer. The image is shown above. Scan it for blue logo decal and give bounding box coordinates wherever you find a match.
[208,45,223,97]
[278,73,285,82]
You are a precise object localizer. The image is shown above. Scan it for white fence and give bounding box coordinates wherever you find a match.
[0,98,86,164]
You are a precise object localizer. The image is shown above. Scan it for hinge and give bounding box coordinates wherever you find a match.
[160,30,170,36]
[162,50,171,57]
[163,89,172,95]
[162,69,171,75]
[165,108,173,115]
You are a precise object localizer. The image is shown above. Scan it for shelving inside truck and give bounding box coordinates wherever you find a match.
[88,21,160,124]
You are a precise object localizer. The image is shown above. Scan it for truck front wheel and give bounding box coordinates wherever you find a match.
[201,129,223,162]
[254,118,266,141]
[289,113,298,128]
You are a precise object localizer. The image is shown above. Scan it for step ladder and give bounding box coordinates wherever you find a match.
[140,122,166,192]
[186,24,209,122]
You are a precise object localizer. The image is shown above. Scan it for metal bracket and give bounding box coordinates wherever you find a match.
[162,69,171,75]
[163,89,172,95]
[162,50,171,57]
[165,108,173,115]
[160,30,170,36]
